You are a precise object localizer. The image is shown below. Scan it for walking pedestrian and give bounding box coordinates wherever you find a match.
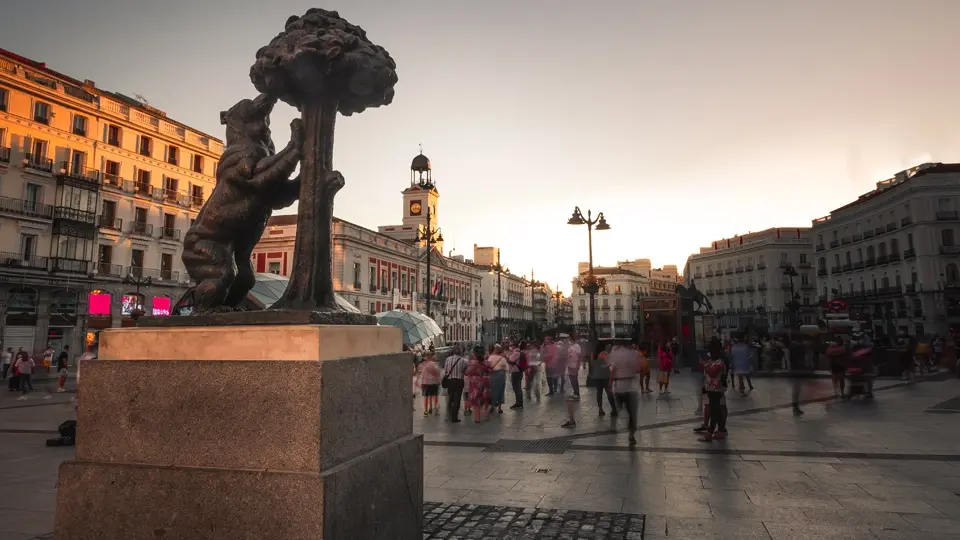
[420,351,442,416]
[14,351,35,400]
[561,333,583,428]
[56,346,71,393]
[443,345,468,423]
[730,335,754,395]
[827,339,847,397]
[1,347,11,380]
[508,342,527,410]
[610,342,640,444]
[487,345,508,414]
[591,343,616,416]
[41,345,54,376]
[635,344,652,393]
[525,341,542,402]
[465,346,491,423]
[543,336,558,396]
[657,342,673,394]
[698,353,727,442]
[670,339,681,374]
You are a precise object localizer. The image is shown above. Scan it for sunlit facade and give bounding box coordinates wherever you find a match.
[0,49,221,353]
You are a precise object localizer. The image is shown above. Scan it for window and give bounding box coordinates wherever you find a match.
[107,125,121,146]
[131,249,144,268]
[134,207,148,224]
[24,183,41,208]
[136,170,151,194]
[0,127,5,146]
[167,145,179,166]
[353,262,362,290]
[947,264,960,283]
[268,261,281,275]
[0,87,7,111]
[907,233,914,249]
[890,238,900,254]
[799,253,807,264]
[30,139,47,161]
[856,248,863,262]
[943,229,955,247]
[20,234,37,260]
[380,269,387,290]
[161,253,173,279]
[139,136,152,157]
[615,284,621,293]
[101,200,117,223]
[98,244,113,264]
[163,176,178,201]
[70,150,86,173]
[72,115,88,136]
[391,271,397,290]
[34,101,51,124]
[192,154,203,174]
[938,198,952,211]
[368,266,376,290]
[163,213,175,230]
[104,160,121,183]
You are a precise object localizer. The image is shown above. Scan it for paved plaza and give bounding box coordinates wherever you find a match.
[2,372,960,539]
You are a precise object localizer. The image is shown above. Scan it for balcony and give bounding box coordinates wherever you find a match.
[817,268,827,277]
[98,215,122,231]
[885,222,897,232]
[191,195,204,208]
[853,261,864,271]
[161,188,179,203]
[724,268,733,275]
[57,162,101,186]
[842,263,852,272]
[745,264,754,271]
[52,258,90,274]
[716,289,725,296]
[888,252,901,263]
[693,272,702,279]
[0,252,48,271]
[53,206,96,226]
[0,146,10,164]
[780,282,792,290]
[23,153,54,173]
[725,287,735,293]
[758,283,767,291]
[863,229,875,239]
[941,245,960,255]
[735,286,744,293]
[0,196,53,220]
[159,227,181,241]
[801,282,815,290]
[96,262,123,277]
[798,261,811,269]
[901,217,913,227]
[614,305,623,311]
[815,244,825,252]
[102,173,125,190]
[745,284,755,292]
[127,266,179,281]
[757,263,766,270]
[896,310,908,318]
[877,285,902,296]
[841,237,851,245]
[830,266,841,274]
[937,211,959,221]
[865,257,876,267]
[904,249,916,260]
[600,305,610,311]
[876,254,889,264]
[829,240,839,248]
[852,234,862,242]
[129,221,154,236]
[735,266,744,273]
[134,182,152,197]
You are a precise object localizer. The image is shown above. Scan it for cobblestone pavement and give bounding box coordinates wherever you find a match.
[2,372,960,539]
[423,502,645,539]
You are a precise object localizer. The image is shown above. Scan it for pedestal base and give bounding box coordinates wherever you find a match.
[56,435,423,540]
[137,309,376,327]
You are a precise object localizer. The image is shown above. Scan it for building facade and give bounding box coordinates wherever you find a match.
[570,266,647,339]
[0,49,220,354]
[812,163,960,337]
[684,227,816,332]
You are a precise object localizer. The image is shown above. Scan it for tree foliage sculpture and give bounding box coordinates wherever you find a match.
[250,8,398,312]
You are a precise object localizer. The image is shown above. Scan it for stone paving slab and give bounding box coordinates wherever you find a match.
[423,502,646,539]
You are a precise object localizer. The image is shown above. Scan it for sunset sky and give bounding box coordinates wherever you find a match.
[4,0,960,294]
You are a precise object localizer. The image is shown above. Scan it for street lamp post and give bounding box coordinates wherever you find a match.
[123,273,152,321]
[416,207,443,318]
[489,249,504,342]
[568,207,610,358]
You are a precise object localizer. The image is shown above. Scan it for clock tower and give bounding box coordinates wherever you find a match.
[402,150,441,251]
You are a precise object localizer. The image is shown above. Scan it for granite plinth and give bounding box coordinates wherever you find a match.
[55,434,423,540]
[56,324,422,539]
[137,309,376,327]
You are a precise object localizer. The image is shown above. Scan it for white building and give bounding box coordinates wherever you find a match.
[570,266,647,339]
[684,227,816,332]
[812,162,960,337]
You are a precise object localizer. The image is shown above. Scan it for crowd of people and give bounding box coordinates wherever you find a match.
[411,334,690,445]
[2,344,73,400]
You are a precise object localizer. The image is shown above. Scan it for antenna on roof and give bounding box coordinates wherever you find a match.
[133,93,148,106]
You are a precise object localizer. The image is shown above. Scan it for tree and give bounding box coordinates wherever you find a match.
[250,9,398,311]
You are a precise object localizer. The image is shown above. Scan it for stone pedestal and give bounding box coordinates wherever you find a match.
[55,324,423,540]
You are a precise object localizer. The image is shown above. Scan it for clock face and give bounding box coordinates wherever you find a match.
[410,201,422,216]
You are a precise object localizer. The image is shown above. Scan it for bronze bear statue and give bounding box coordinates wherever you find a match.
[181,93,302,311]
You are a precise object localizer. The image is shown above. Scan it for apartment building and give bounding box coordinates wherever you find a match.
[0,49,221,353]
[570,266,647,339]
[812,163,960,337]
[684,227,816,332]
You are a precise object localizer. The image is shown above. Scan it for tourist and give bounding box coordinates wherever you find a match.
[635,344,652,393]
[699,351,727,442]
[420,352,442,416]
[670,338,681,373]
[14,350,35,400]
[507,342,527,410]
[561,333,583,428]
[591,343,616,416]
[56,346,71,393]
[730,335,754,395]
[1,347,11,381]
[556,334,570,394]
[657,342,673,394]
[443,345,468,423]
[542,336,558,396]
[827,339,847,397]
[487,344,508,414]
[41,345,54,376]
[524,341,542,402]
[610,341,640,444]
[466,346,491,423]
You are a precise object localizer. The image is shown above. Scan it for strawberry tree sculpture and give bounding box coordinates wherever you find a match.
[250,8,397,315]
